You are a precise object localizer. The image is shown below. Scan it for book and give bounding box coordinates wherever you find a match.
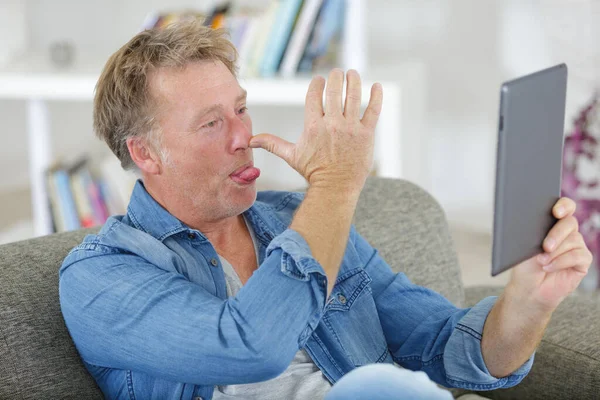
[245,0,281,77]
[78,165,109,225]
[44,155,134,231]
[53,168,81,231]
[259,0,304,77]
[236,15,261,78]
[206,2,231,29]
[298,0,345,74]
[69,159,96,228]
[226,15,249,50]
[97,180,120,218]
[279,0,324,77]
[137,0,347,78]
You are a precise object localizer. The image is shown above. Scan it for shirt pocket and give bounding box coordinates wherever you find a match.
[323,268,390,367]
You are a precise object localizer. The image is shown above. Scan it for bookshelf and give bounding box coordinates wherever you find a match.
[0,0,402,237]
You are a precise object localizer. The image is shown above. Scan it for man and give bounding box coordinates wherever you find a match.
[59,21,592,400]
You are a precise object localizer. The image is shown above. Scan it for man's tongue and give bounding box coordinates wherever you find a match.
[231,166,261,183]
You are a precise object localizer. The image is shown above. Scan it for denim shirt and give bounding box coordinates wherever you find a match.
[59,181,533,400]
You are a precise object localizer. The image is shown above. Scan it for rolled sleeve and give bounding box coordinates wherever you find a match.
[266,228,328,343]
[266,228,327,282]
[444,296,535,390]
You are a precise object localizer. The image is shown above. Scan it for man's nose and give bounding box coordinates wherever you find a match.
[229,115,252,152]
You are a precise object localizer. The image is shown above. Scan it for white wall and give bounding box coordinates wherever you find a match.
[0,0,26,66]
[0,0,598,233]
[367,0,599,232]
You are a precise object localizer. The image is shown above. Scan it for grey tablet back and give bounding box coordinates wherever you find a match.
[492,64,568,276]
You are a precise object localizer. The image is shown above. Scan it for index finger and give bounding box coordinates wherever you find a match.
[553,197,576,219]
[361,83,383,130]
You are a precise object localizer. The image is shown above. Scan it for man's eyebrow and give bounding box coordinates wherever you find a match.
[188,104,222,129]
[187,88,248,130]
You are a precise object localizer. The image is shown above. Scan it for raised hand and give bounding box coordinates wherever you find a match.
[249,69,383,193]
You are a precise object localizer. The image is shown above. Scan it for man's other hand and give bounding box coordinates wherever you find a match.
[508,197,593,313]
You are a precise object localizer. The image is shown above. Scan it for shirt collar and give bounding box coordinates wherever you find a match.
[126,180,278,244]
[127,180,189,241]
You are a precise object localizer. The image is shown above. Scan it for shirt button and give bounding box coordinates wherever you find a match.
[195,397,203,400]
[338,294,347,304]
[210,258,218,267]
[188,233,196,239]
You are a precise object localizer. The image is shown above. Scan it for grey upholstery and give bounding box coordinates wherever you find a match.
[0,177,598,399]
[353,177,465,307]
[464,287,600,400]
[0,228,102,399]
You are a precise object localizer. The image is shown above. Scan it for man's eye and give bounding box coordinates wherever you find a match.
[202,119,221,129]
[238,106,248,114]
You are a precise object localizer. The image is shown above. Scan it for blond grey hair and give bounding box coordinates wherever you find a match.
[94,20,238,170]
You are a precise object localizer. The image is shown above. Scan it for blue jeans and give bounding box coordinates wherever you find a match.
[326,364,454,400]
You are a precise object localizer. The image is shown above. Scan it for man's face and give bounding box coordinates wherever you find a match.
[149,60,258,220]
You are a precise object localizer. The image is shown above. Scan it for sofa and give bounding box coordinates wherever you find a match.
[0,177,598,399]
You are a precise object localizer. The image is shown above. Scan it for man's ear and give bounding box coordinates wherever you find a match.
[127,136,162,175]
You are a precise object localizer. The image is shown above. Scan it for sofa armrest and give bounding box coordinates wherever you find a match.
[464,286,600,400]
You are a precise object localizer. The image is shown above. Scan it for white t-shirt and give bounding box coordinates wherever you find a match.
[212,217,332,400]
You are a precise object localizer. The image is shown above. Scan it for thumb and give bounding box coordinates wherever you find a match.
[249,133,295,164]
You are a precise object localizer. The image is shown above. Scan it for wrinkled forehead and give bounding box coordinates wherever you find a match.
[147,60,241,110]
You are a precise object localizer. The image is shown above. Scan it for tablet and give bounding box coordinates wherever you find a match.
[491,64,568,276]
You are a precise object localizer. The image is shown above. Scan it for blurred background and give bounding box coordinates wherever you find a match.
[0,0,598,289]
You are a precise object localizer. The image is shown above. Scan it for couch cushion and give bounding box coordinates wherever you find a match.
[465,286,600,400]
[0,228,102,400]
[353,177,465,306]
